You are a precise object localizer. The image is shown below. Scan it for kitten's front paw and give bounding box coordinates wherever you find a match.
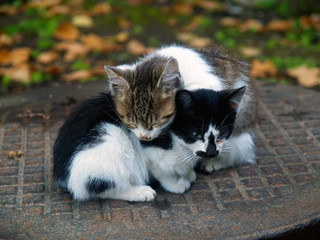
[129,186,156,202]
[164,178,191,194]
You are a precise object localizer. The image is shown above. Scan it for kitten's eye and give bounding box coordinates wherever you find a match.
[192,131,203,140]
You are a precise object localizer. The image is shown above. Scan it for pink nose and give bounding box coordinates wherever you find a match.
[139,135,151,141]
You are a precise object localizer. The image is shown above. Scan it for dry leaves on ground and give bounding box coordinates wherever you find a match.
[62,70,92,82]
[127,39,153,56]
[36,51,59,64]
[250,59,277,78]
[54,22,79,41]
[240,46,262,57]
[72,15,94,28]
[288,65,320,87]
[175,32,213,48]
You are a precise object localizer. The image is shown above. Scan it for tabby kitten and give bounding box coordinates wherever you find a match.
[105,45,256,172]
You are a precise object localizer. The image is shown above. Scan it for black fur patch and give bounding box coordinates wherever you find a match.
[53,93,122,185]
[86,177,115,194]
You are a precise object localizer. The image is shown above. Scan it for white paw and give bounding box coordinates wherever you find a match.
[129,186,156,202]
[165,178,191,194]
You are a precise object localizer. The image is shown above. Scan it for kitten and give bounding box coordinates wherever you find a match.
[143,87,245,193]
[104,45,256,172]
[53,87,244,200]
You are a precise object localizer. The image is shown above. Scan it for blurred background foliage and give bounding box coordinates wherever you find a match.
[0,0,319,94]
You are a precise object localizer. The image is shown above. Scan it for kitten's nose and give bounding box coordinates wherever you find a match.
[139,134,151,141]
[196,150,219,159]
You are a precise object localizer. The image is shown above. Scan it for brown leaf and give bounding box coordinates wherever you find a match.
[220,17,241,27]
[194,1,223,11]
[172,3,193,15]
[28,0,62,9]
[89,2,111,16]
[1,63,31,83]
[288,65,320,88]
[9,47,32,66]
[114,32,129,43]
[175,32,213,47]
[63,70,92,82]
[239,19,264,32]
[240,46,261,57]
[0,5,17,16]
[55,41,90,62]
[267,20,293,32]
[45,65,65,76]
[72,15,94,28]
[182,16,202,31]
[36,51,59,64]
[0,49,11,65]
[81,34,106,51]
[250,59,277,78]
[54,22,79,41]
[0,33,13,47]
[127,40,149,56]
[46,4,70,16]
[118,18,132,29]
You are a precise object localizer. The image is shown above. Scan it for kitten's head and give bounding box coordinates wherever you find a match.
[104,56,183,141]
[173,87,246,159]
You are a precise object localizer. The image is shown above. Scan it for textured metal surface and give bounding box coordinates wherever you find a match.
[0,80,320,239]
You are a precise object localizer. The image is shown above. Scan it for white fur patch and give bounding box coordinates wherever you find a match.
[67,123,150,201]
[154,46,224,91]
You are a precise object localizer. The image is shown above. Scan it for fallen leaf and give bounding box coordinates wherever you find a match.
[118,18,132,29]
[194,1,223,11]
[0,5,17,16]
[267,19,292,31]
[220,17,240,27]
[81,34,106,51]
[250,59,277,78]
[127,40,149,55]
[45,65,65,76]
[182,15,202,31]
[46,4,70,16]
[175,32,213,47]
[288,65,320,87]
[239,19,264,32]
[9,47,32,66]
[0,49,11,65]
[89,2,111,16]
[72,15,94,28]
[0,33,13,47]
[172,3,193,15]
[63,70,92,82]
[36,51,59,64]
[54,22,79,41]
[167,18,178,27]
[55,41,90,61]
[240,46,261,57]
[189,37,213,48]
[28,0,62,9]
[114,32,129,43]
[1,63,31,83]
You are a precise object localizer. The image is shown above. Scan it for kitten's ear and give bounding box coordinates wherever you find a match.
[104,66,129,101]
[224,86,246,111]
[175,90,196,112]
[158,57,183,97]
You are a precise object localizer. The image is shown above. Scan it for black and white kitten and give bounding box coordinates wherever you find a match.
[53,87,244,200]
